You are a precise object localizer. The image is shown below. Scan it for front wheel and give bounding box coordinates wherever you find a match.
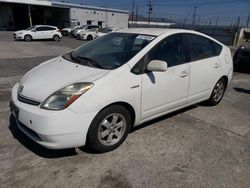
[24,35,32,42]
[206,78,226,106]
[53,35,60,41]
[87,105,131,153]
[87,35,93,40]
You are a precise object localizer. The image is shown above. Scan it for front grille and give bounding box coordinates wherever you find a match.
[18,121,42,141]
[18,94,41,106]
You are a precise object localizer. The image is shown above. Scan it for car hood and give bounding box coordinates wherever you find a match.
[18,56,110,102]
[14,30,26,34]
[77,29,87,34]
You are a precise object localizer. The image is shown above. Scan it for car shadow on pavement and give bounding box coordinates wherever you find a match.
[8,114,78,158]
[234,87,250,94]
[131,105,198,133]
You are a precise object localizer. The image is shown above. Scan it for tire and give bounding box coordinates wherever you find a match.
[87,35,93,40]
[24,35,32,42]
[53,35,60,41]
[206,78,226,106]
[87,105,131,153]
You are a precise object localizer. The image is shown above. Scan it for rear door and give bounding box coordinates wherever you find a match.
[185,34,222,103]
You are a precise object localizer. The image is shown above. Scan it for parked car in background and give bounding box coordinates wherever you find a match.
[13,25,62,42]
[77,27,120,40]
[10,28,233,153]
[96,27,119,38]
[73,25,100,37]
[234,40,250,66]
[76,27,99,40]
[61,26,80,36]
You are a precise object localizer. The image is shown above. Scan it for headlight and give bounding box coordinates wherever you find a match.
[18,32,23,35]
[41,82,94,110]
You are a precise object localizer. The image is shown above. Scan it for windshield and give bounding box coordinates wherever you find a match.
[66,33,155,70]
[26,26,36,30]
[79,25,87,29]
[98,28,113,33]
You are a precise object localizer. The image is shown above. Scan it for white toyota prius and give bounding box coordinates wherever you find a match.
[10,28,233,152]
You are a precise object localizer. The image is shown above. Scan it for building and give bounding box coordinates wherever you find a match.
[0,0,129,31]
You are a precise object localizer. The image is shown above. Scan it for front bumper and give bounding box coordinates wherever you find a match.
[13,33,24,40]
[10,83,97,149]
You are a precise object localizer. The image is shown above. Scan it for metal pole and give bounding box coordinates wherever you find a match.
[246,12,250,27]
[135,1,138,25]
[28,5,32,27]
[147,0,152,24]
[131,1,135,23]
[192,6,197,27]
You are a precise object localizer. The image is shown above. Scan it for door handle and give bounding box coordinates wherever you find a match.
[214,63,219,68]
[180,71,189,78]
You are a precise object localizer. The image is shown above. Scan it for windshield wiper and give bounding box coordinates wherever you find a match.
[75,55,104,69]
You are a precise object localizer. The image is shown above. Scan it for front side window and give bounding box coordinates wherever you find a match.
[64,33,155,70]
[148,34,186,67]
[131,34,186,74]
[187,34,216,61]
[36,27,46,31]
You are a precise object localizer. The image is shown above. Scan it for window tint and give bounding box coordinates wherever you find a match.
[45,27,56,31]
[36,27,45,31]
[36,26,55,31]
[187,34,216,61]
[148,34,186,67]
[211,41,222,56]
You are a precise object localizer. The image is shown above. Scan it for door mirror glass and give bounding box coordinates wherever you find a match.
[147,60,168,72]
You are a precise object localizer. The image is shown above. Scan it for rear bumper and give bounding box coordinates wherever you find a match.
[10,83,97,149]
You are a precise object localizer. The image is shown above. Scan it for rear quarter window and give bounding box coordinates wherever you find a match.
[186,34,221,61]
[211,41,223,56]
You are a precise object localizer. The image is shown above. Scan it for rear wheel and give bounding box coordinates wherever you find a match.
[24,35,32,42]
[87,35,93,40]
[87,105,131,153]
[53,35,60,41]
[206,78,226,106]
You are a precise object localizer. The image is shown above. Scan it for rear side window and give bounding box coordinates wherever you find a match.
[211,41,222,56]
[187,34,216,61]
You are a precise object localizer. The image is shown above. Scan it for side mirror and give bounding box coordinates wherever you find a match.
[31,29,36,32]
[147,60,168,72]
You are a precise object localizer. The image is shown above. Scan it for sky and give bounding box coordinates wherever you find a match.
[63,0,250,26]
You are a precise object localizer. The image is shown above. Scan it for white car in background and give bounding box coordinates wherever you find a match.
[13,25,62,42]
[96,27,120,38]
[61,26,80,36]
[10,28,233,153]
[73,25,99,38]
[76,28,99,40]
[77,27,120,40]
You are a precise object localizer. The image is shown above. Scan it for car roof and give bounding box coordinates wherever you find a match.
[114,28,202,37]
[113,28,223,45]
[114,28,172,36]
[35,25,57,28]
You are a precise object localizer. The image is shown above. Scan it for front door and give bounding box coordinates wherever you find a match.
[141,34,190,120]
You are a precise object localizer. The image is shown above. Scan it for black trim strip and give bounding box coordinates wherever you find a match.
[18,94,41,106]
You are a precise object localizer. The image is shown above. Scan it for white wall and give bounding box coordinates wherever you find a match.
[0,0,51,6]
[70,8,128,28]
